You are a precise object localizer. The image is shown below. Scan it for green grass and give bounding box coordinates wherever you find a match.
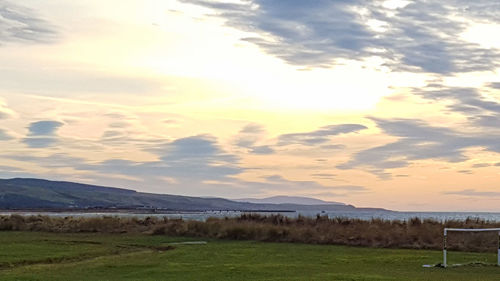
[0,231,499,280]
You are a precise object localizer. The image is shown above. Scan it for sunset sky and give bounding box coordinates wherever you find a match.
[1,0,500,211]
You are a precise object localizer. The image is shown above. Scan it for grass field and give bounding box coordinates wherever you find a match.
[0,231,499,280]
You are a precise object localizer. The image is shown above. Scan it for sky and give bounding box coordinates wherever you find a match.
[1,0,500,211]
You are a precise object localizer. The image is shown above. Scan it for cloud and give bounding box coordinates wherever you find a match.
[320,144,346,150]
[488,82,500,89]
[420,86,500,113]
[376,0,500,73]
[182,0,500,73]
[28,120,64,136]
[22,137,59,148]
[444,189,500,197]
[0,1,58,44]
[249,145,274,155]
[22,120,64,148]
[88,135,244,183]
[263,175,365,192]
[239,124,265,134]
[377,84,500,179]
[338,118,500,178]
[0,99,15,119]
[471,163,491,168]
[0,164,22,172]
[278,124,366,146]
[1,134,244,187]
[330,185,366,191]
[205,174,370,198]
[0,67,164,97]
[3,153,91,169]
[0,130,366,198]
[0,128,13,140]
[159,135,238,163]
[311,173,336,179]
[108,122,130,128]
[234,124,275,155]
[7,133,245,184]
[182,0,372,68]
[235,123,362,154]
[407,83,500,131]
[102,130,124,139]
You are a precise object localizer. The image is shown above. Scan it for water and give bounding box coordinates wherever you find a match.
[2,210,500,222]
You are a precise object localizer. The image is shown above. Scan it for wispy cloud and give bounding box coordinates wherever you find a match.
[0,99,15,119]
[444,189,500,197]
[0,129,13,141]
[278,124,366,146]
[234,124,275,155]
[311,173,336,180]
[182,0,500,73]
[85,135,245,184]
[0,68,164,97]
[338,118,500,178]
[0,1,58,44]
[409,84,500,130]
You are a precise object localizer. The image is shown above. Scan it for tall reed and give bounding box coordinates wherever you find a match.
[1,214,499,251]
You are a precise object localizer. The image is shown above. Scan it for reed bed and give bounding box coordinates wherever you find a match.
[1,214,499,251]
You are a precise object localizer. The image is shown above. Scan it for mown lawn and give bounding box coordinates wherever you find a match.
[0,231,498,280]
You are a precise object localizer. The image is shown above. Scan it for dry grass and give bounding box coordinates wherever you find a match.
[1,214,499,251]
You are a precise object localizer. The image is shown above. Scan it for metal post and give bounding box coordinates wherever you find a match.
[443,229,447,268]
[497,231,500,266]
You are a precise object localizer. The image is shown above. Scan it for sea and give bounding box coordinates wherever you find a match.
[2,210,500,222]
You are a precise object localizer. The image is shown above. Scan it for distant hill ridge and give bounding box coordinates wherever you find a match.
[234,196,345,205]
[6,178,136,194]
[0,178,387,212]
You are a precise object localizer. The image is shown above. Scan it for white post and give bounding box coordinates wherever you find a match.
[443,229,447,268]
[497,231,500,266]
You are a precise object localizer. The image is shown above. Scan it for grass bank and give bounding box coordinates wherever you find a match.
[0,231,499,280]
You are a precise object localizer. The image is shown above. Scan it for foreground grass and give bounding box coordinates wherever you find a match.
[0,231,499,280]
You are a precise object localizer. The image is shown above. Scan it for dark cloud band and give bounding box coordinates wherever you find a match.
[183,0,500,74]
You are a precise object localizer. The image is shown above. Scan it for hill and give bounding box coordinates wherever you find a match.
[0,178,386,212]
[234,195,345,205]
